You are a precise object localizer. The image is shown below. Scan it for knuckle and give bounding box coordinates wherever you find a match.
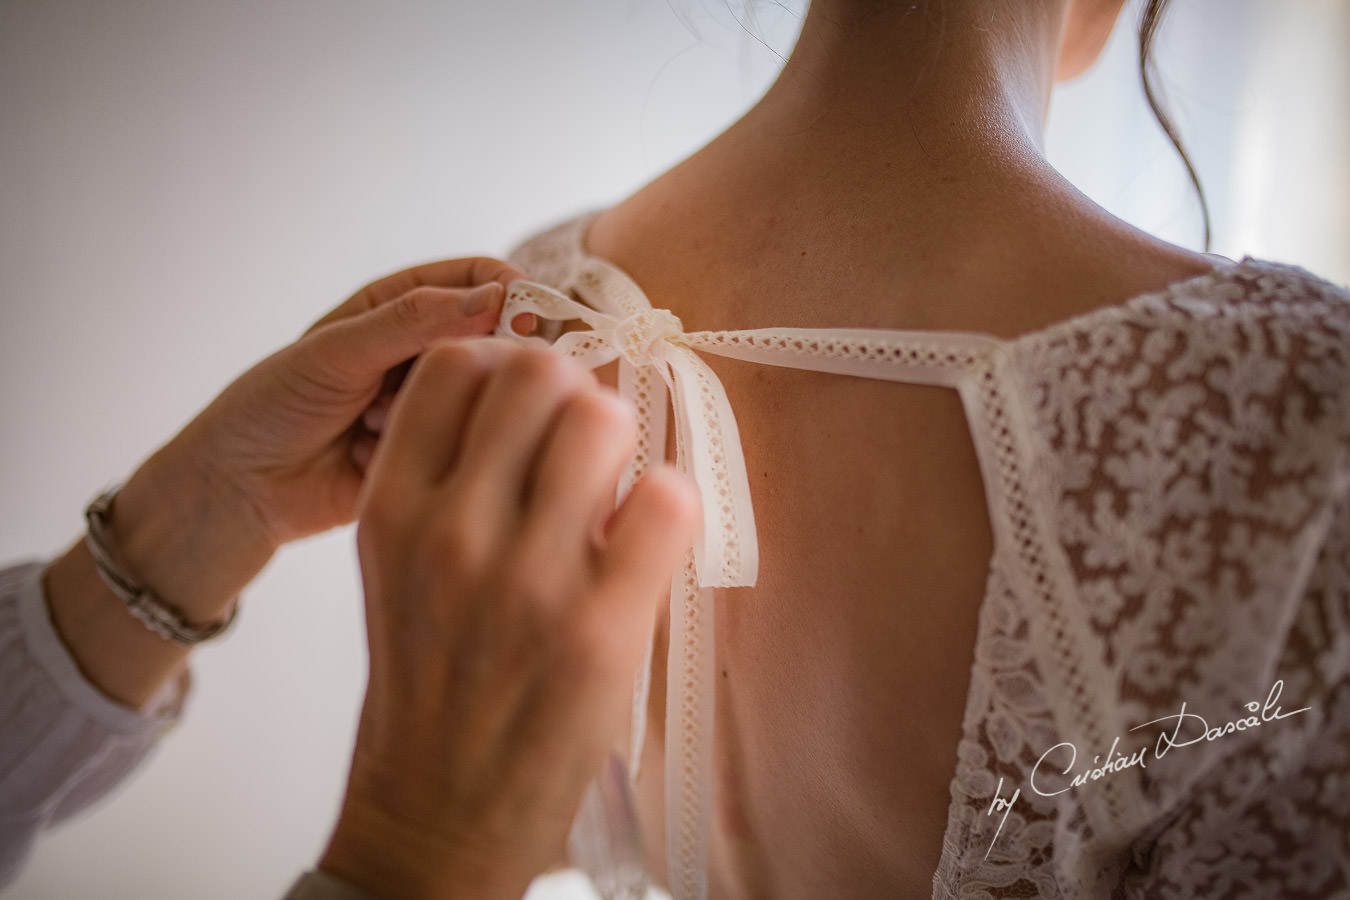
[282,324,351,382]
[416,340,482,382]
[550,393,637,471]
[502,345,579,389]
[469,255,527,285]
[392,286,438,330]
[568,390,637,444]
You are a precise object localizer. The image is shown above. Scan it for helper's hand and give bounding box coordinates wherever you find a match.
[120,257,525,609]
[321,340,698,900]
[44,259,522,709]
[174,256,525,548]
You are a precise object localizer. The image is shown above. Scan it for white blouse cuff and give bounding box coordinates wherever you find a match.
[13,560,186,731]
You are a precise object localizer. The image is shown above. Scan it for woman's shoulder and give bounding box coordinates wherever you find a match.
[1115,256,1350,330]
[1014,255,1350,480]
[1014,254,1350,392]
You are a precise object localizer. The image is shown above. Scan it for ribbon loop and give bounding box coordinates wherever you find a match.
[497,279,758,590]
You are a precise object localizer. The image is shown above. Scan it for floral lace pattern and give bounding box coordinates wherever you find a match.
[1001,264,1350,899]
[508,214,1350,900]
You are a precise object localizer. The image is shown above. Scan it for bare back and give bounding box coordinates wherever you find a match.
[574,156,1216,899]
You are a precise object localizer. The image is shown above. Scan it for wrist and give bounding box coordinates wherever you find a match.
[321,782,532,900]
[113,436,277,625]
[41,444,275,708]
[321,809,484,900]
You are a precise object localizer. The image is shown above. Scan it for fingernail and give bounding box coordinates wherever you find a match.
[462,282,502,317]
[510,312,537,336]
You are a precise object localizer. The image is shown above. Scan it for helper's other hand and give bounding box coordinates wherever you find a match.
[323,339,698,900]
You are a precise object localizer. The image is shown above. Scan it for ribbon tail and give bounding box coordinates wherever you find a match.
[618,358,669,495]
[619,357,669,787]
[663,344,758,589]
[665,553,714,900]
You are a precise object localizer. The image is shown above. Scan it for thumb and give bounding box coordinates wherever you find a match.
[309,282,506,384]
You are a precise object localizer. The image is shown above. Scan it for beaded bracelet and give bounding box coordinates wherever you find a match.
[84,486,238,644]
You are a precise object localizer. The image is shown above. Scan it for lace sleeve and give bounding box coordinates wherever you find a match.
[1013,260,1350,897]
[1121,492,1350,897]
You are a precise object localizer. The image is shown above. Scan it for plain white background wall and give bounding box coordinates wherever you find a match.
[1,1,1344,898]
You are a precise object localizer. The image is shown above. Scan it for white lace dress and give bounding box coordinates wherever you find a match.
[503,213,1350,900]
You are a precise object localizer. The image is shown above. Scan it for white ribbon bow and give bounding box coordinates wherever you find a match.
[496,275,758,590]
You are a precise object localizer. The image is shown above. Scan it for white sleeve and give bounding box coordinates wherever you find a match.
[0,560,188,888]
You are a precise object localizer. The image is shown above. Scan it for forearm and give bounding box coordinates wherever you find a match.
[44,436,276,709]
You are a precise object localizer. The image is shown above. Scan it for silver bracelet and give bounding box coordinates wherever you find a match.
[84,485,238,644]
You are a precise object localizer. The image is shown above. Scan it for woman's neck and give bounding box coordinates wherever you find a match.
[589,0,1213,339]
[620,0,1076,252]
[744,1,1066,173]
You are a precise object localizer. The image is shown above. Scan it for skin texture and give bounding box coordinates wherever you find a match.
[578,1,1215,897]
